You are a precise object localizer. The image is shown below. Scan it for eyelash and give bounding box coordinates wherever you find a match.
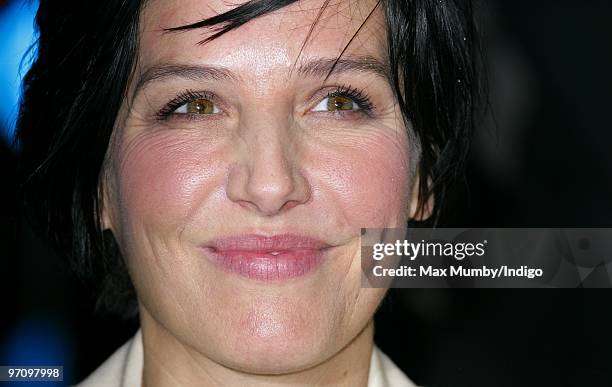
[323,85,374,114]
[156,89,216,120]
[155,85,374,121]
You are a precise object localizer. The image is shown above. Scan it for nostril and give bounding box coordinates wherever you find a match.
[235,200,260,212]
[280,200,300,211]
[225,149,311,216]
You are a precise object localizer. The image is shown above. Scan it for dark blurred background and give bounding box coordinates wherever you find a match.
[1,0,611,386]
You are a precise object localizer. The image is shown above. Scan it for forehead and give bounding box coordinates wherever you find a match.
[138,0,387,74]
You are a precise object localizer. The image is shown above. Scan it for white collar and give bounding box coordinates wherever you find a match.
[77,329,418,387]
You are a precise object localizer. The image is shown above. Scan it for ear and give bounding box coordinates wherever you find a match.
[99,172,114,232]
[408,174,434,221]
[101,202,113,231]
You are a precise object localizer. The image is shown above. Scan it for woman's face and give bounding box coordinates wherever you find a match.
[104,0,417,374]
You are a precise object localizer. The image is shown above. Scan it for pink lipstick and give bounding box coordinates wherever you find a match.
[202,234,330,281]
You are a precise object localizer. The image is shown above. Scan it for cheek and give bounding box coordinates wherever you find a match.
[111,131,226,235]
[310,129,412,228]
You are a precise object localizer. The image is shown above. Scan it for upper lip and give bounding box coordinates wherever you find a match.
[204,233,332,252]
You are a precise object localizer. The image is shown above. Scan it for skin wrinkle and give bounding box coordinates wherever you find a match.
[115,134,199,336]
[181,337,218,386]
[145,348,185,386]
[142,236,184,323]
[131,55,391,108]
[102,0,419,385]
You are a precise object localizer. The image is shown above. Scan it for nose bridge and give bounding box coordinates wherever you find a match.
[246,109,291,150]
[227,107,309,215]
[247,119,293,188]
[240,79,296,166]
[243,107,294,172]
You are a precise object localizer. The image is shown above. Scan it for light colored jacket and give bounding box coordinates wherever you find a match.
[77,330,418,387]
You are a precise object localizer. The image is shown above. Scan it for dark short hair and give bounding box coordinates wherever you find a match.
[16,0,481,318]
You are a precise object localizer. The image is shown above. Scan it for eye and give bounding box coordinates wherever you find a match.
[174,98,220,114]
[156,90,222,121]
[309,86,374,115]
[312,95,359,112]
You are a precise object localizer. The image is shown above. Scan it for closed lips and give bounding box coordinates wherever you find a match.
[202,234,331,281]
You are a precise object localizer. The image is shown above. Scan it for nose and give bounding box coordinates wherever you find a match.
[226,117,311,216]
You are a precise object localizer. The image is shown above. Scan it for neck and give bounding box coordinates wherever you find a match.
[139,308,375,387]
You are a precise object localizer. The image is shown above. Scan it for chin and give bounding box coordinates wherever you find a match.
[220,338,328,375]
[209,302,336,374]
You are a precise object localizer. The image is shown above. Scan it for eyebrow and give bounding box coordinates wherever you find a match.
[296,55,389,80]
[132,55,389,98]
[132,64,237,99]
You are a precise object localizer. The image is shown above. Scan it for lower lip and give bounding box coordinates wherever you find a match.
[204,248,325,281]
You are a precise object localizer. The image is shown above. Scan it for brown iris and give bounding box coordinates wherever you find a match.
[186,99,215,114]
[327,95,354,111]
